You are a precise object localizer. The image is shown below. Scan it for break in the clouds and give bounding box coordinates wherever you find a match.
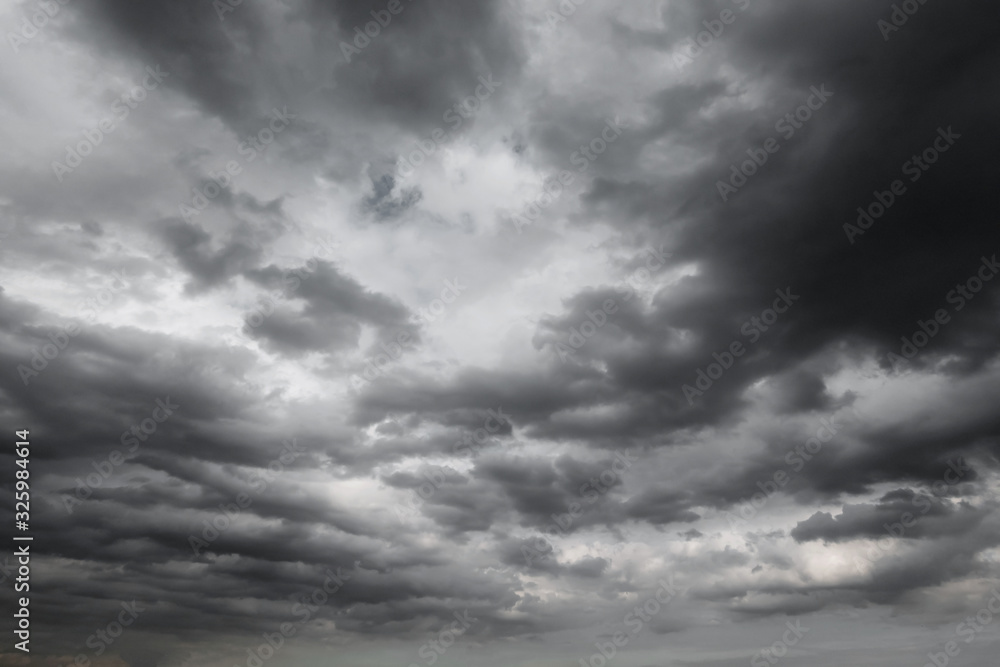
[1,0,999,665]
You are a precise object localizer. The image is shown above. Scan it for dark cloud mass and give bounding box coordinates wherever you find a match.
[1,0,1000,665]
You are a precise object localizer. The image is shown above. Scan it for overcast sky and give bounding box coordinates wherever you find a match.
[1,0,1000,666]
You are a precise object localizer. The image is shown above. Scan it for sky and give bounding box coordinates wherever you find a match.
[1,0,999,666]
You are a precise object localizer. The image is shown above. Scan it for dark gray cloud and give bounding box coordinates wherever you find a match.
[243,259,419,356]
[791,489,989,543]
[3,0,1000,665]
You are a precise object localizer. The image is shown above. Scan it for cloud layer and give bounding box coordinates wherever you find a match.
[1,0,999,665]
